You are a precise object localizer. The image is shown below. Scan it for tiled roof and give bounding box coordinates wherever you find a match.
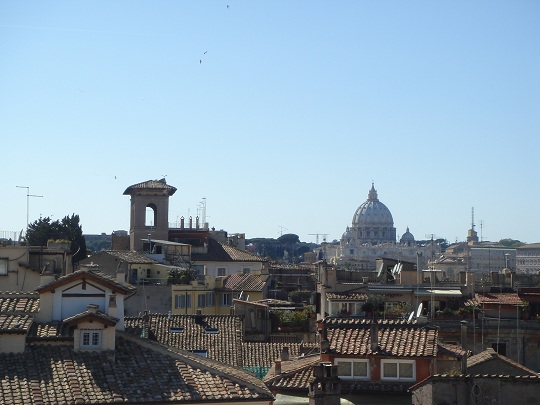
[0,314,33,333]
[438,342,468,358]
[0,334,273,404]
[468,292,523,306]
[467,348,539,375]
[28,321,72,340]
[322,318,418,327]
[36,268,137,295]
[242,342,303,368]
[325,320,438,357]
[101,250,157,264]
[123,178,177,195]
[222,273,269,292]
[0,292,40,314]
[326,291,368,300]
[410,374,540,392]
[192,238,266,262]
[63,308,119,327]
[124,314,244,366]
[263,356,320,390]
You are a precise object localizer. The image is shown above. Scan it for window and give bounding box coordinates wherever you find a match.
[222,293,231,306]
[217,267,226,277]
[242,268,250,274]
[175,294,192,309]
[381,360,415,381]
[190,350,208,357]
[334,359,369,379]
[206,292,215,306]
[0,258,7,275]
[198,293,206,308]
[80,329,102,349]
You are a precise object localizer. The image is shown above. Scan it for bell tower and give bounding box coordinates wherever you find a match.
[123,179,177,252]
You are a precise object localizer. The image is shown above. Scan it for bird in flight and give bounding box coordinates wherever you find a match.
[204,51,207,54]
[199,59,202,64]
[227,5,230,9]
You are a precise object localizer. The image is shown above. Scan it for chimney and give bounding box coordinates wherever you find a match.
[116,263,126,285]
[189,216,193,229]
[460,320,468,374]
[39,264,56,287]
[196,216,200,229]
[274,360,282,375]
[180,216,185,229]
[87,304,99,314]
[281,346,290,361]
[370,321,379,351]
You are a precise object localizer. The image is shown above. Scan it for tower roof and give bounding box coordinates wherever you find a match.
[123,178,177,196]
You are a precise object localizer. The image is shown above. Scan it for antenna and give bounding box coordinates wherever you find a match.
[308,233,329,244]
[16,186,43,241]
[277,225,288,236]
[471,207,475,231]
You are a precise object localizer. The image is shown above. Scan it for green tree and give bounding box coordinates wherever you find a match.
[26,214,87,265]
[499,238,525,248]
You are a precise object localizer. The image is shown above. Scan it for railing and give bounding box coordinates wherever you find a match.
[131,277,169,286]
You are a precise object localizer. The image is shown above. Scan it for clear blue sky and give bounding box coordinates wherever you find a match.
[1,1,539,244]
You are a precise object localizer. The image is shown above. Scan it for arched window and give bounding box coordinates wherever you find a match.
[146,204,157,227]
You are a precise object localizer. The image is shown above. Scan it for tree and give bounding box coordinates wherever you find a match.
[26,214,87,265]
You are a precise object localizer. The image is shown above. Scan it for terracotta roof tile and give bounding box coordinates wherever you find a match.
[36,268,137,295]
[467,348,539,375]
[242,342,303,368]
[123,179,177,195]
[469,292,523,306]
[101,250,157,264]
[0,335,273,404]
[0,292,40,314]
[0,314,33,333]
[28,321,72,339]
[263,356,320,390]
[124,314,244,366]
[325,320,438,357]
[222,273,269,291]
[192,239,266,262]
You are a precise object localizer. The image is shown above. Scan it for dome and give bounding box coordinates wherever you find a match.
[352,184,394,227]
[400,227,415,244]
[342,226,354,241]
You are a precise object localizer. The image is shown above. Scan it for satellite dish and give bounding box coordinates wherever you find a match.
[407,312,414,322]
[416,303,423,318]
[377,262,384,277]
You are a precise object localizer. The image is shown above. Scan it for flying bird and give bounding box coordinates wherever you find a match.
[199,59,202,64]
[204,51,207,54]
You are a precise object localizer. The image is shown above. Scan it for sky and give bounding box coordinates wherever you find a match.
[1,1,539,245]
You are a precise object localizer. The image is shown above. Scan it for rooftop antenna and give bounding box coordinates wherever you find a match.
[471,207,475,231]
[16,186,43,246]
[309,233,329,244]
[278,225,288,236]
[480,220,484,242]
